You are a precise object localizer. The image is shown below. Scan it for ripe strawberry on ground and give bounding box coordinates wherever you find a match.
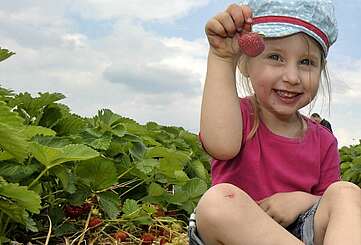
[64,205,84,219]
[81,202,92,213]
[64,202,92,218]
[160,237,168,245]
[238,32,265,57]
[88,217,102,228]
[113,230,129,242]
[141,233,155,244]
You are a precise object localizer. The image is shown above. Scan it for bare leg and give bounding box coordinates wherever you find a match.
[196,183,303,245]
[313,181,361,245]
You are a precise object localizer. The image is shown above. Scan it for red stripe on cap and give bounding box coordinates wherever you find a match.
[252,16,329,47]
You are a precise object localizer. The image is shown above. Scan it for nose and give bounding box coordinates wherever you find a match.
[282,63,301,85]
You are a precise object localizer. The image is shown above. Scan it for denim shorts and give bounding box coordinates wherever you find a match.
[188,200,320,245]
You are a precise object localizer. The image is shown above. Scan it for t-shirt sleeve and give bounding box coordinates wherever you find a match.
[198,97,253,153]
[312,137,341,195]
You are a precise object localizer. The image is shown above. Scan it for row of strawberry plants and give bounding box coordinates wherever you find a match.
[340,142,361,187]
[0,48,211,243]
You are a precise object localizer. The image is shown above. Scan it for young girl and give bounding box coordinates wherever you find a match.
[189,0,361,244]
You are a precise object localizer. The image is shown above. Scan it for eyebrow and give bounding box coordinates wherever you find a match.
[265,45,321,60]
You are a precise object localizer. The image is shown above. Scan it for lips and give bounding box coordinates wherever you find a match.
[273,89,303,103]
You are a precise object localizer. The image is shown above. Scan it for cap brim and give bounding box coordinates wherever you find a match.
[252,22,328,56]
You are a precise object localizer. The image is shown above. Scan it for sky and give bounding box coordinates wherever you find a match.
[0,0,360,147]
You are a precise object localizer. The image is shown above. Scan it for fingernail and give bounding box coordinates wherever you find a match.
[246,18,253,23]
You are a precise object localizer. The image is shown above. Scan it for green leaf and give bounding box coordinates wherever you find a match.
[75,157,118,191]
[54,223,77,237]
[51,166,76,193]
[0,162,39,183]
[0,177,41,213]
[174,170,190,183]
[0,101,29,161]
[122,199,140,219]
[148,147,190,172]
[53,114,87,136]
[129,141,146,160]
[0,151,15,161]
[22,125,56,138]
[30,142,99,168]
[90,109,126,137]
[29,142,64,167]
[148,182,166,197]
[80,129,112,151]
[132,215,153,225]
[188,160,208,180]
[59,144,100,163]
[37,104,62,127]
[98,191,120,219]
[183,178,208,199]
[135,159,159,175]
[10,92,66,125]
[0,48,15,62]
[68,186,91,206]
[166,191,189,205]
[0,101,24,127]
[0,200,38,232]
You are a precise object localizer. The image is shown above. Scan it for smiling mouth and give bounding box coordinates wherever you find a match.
[273,89,303,103]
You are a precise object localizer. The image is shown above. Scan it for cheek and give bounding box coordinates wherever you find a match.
[302,73,320,94]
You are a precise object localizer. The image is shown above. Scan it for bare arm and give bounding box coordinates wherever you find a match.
[200,4,252,160]
[200,51,242,160]
[258,192,320,227]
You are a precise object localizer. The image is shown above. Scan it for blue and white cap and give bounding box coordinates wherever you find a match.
[241,0,338,57]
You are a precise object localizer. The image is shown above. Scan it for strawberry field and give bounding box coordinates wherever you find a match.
[1,48,360,244]
[0,48,211,244]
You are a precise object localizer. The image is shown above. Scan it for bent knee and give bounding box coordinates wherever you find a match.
[197,183,250,207]
[323,181,361,203]
[196,183,253,222]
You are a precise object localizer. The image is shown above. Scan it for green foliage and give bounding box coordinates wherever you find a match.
[0,177,40,232]
[0,48,15,62]
[0,85,210,242]
[339,142,361,187]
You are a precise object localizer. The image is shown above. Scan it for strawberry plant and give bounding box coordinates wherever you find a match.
[340,142,361,187]
[0,47,211,244]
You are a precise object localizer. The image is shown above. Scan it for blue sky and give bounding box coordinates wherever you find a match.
[0,0,360,147]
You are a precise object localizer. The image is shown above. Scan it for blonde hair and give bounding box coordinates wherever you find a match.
[236,36,331,140]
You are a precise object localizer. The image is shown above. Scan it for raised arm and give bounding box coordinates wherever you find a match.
[200,4,252,160]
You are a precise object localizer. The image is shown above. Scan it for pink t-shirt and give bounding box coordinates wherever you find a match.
[210,97,341,201]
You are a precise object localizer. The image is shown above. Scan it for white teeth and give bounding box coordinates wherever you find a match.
[276,90,298,98]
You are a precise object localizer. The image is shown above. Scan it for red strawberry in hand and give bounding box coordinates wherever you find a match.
[238,32,265,57]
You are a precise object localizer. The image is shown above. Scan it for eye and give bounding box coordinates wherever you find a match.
[300,58,314,66]
[268,54,280,61]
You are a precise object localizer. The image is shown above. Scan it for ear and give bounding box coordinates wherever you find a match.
[237,55,249,77]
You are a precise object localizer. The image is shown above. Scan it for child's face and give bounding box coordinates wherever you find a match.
[246,33,322,118]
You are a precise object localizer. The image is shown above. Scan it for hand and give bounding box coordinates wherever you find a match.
[257,192,320,227]
[205,4,252,61]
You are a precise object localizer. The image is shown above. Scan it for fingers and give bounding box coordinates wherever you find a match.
[226,4,253,32]
[206,4,253,38]
[214,12,237,37]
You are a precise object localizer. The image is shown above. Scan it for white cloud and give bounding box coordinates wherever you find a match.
[329,57,361,103]
[71,0,210,21]
[0,1,209,135]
